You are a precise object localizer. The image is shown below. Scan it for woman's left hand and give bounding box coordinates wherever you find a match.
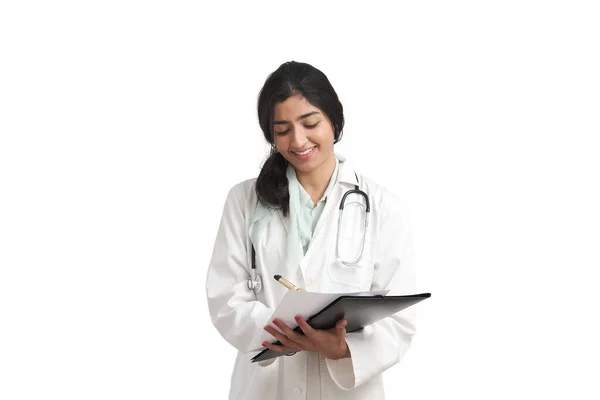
[262,316,351,360]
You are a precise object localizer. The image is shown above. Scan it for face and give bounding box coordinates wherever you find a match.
[272,94,335,174]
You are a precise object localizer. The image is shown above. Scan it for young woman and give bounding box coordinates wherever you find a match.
[206,61,417,399]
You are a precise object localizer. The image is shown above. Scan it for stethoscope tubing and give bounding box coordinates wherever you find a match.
[248,175,369,293]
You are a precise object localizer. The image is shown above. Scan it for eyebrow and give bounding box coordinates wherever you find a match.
[273,111,320,125]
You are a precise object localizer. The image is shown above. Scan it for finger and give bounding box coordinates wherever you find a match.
[272,319,308,345]
[261,341,299,354]
[294,315,317,338]
[263,325,301,348]
[335,319,348,338]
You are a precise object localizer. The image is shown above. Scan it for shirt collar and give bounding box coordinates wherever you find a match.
[293,157,341,208]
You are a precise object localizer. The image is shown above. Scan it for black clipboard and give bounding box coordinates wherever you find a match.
[250,292,431,363]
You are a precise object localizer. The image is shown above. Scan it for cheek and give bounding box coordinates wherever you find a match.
[273,136,285,150]
[314,127,335,147]
[274,137,292,160]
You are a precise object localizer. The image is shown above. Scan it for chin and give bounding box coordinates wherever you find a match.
[290,161,317,173]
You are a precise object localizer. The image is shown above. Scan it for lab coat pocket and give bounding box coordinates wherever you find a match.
[327,259,374,289]
[327,236,375,290]
[327,202,374,289]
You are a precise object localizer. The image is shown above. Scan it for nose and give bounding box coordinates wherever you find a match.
[290,127,308,149]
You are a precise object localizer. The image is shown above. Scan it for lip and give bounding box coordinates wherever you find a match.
[292,146,314,153]
[290,146,316,160]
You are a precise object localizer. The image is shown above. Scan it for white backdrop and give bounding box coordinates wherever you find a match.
[1,1,599,399]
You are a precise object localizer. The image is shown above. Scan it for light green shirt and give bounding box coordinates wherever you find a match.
[290,158,340,254]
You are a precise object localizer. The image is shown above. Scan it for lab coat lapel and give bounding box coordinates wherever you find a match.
[310,158,359,242]
[276,209,289,234]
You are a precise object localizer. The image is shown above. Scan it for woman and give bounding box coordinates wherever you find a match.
[206,61,417,399]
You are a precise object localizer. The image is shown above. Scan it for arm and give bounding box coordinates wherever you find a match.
[326,194,417,389]
[205,184,274,354]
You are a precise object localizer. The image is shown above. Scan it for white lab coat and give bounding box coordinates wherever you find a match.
[206,157,417,400]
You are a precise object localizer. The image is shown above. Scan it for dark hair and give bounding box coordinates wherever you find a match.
[255,61,344,216]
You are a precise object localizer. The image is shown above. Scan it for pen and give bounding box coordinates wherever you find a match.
[273,274,299,291]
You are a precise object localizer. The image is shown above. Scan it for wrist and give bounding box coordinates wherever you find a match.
[342,342,351,358]
[328,342,350,360]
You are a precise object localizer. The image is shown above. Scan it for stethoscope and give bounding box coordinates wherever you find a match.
[247,174,370,293]
[247,246,263,293]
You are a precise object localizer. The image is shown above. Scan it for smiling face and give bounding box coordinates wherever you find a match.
[272,94,336,175]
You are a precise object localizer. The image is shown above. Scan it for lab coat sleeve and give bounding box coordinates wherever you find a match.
[205,183,274,355]
[326,193,417,389]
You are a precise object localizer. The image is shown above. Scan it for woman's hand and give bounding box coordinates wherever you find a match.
[262,316,351,360]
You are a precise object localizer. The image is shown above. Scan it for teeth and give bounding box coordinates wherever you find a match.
[294,148,313,156]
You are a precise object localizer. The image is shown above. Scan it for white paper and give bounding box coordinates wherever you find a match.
[248,289,388,352]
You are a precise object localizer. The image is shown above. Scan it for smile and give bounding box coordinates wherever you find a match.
[292,147,315,156]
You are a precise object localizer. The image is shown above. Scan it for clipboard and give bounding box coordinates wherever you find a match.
[250,292,431,363]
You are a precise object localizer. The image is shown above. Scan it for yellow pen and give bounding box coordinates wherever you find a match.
[273,274,299,291]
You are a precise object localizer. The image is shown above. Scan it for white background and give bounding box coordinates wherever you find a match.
[1,1,599,399]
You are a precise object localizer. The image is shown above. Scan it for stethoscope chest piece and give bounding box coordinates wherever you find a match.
[247,271,262,293]
[248,245,262,293]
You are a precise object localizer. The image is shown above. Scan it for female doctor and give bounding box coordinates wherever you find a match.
[206,61,417,400]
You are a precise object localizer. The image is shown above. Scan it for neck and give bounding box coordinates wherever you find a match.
[296,155,337,201]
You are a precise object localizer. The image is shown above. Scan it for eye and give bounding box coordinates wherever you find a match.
[275,129,290,136]
[305,122,320,129]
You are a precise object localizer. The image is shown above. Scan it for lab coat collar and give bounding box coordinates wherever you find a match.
[335,153,359,187]
[255,153,358,240]
[305,153,359,249]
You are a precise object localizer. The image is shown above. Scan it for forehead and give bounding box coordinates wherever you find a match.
[273,94,321,120]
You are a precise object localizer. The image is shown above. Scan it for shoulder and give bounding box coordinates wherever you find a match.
[337,155,407,218]
[357,174,403,209]
[354,172,412,229]
[220,177,259,218]
[218,178,258,218]
[338,155,403,208]
[226,177,258,200]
